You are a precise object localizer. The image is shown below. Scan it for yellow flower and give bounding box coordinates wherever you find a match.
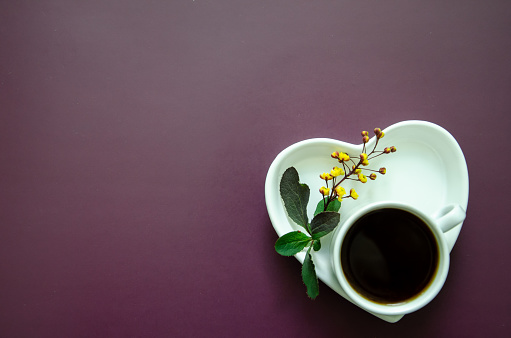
[335,186,346,197]
[330,166,344,177]
[319,186,330,196]
[337,195,343,202]
[350,188,358,200]
[359,154,369,166]
[331,151,339,159]
[352,165,361,174]
[320,172,333,181]
[338,152,350,162]
[358,173,367,183]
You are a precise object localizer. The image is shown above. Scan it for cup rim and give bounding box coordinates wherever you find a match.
[331,201,451,316]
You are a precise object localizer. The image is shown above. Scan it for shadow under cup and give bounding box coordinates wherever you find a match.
[331,202,455,316]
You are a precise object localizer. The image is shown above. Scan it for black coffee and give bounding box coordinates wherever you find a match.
[341,208,439,304]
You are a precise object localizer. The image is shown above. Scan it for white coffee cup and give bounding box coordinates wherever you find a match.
[330,201,466,316]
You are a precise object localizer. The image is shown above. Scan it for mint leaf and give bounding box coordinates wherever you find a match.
[275,231,312,256]
[312,240,321,251]
[310,211,340,240]
[302,247,319,299]
[314,198,341,217]
[280,167,310,228]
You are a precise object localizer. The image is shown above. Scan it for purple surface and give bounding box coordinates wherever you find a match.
[1,0,510,337]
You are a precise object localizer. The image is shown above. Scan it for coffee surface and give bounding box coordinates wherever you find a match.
[341,208,439,304]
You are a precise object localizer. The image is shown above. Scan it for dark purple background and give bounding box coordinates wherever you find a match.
[1,1,510,337]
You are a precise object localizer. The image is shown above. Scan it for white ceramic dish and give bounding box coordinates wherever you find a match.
[265,120,469,323]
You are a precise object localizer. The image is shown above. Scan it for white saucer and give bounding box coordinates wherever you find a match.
[265,120,469,323]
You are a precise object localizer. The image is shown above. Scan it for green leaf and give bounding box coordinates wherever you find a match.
[302,247,319,299]
[310,211,340,240]
[275,231,312,256]
[280,167,310,228]
[314,198,342,217]
[312,240,321,251]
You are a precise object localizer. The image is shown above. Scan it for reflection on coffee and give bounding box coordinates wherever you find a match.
[341,208,439,304]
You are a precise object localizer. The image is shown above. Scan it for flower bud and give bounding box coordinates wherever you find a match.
[359,154,369,166]
[320,172,333,181]
[331,166,344,177]
[379,167,386,174]
[335,186,346,197]
[369,173,377,180]
[377,131,385,139]
[361,131,369,136]
[338,152,350,162]
[358,173,367,183]
[362,135,369,143]
[383,147,391,154]
[319,186,330,196]
[373,128,382,136]
[390,146,397,152]
[331,151,339,159]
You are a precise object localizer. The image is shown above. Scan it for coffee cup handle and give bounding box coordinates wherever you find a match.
[433,204,466,233]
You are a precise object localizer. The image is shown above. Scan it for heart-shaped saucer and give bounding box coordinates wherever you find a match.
[265,120,469,323]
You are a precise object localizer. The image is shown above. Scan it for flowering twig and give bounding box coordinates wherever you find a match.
[275,127,396,299]
[318,128,396,211]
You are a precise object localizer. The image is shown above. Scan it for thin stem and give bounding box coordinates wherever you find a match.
[361,168,380,172]
[368,152,385,160]
[372,137,380,153]
[342,162,350,177]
